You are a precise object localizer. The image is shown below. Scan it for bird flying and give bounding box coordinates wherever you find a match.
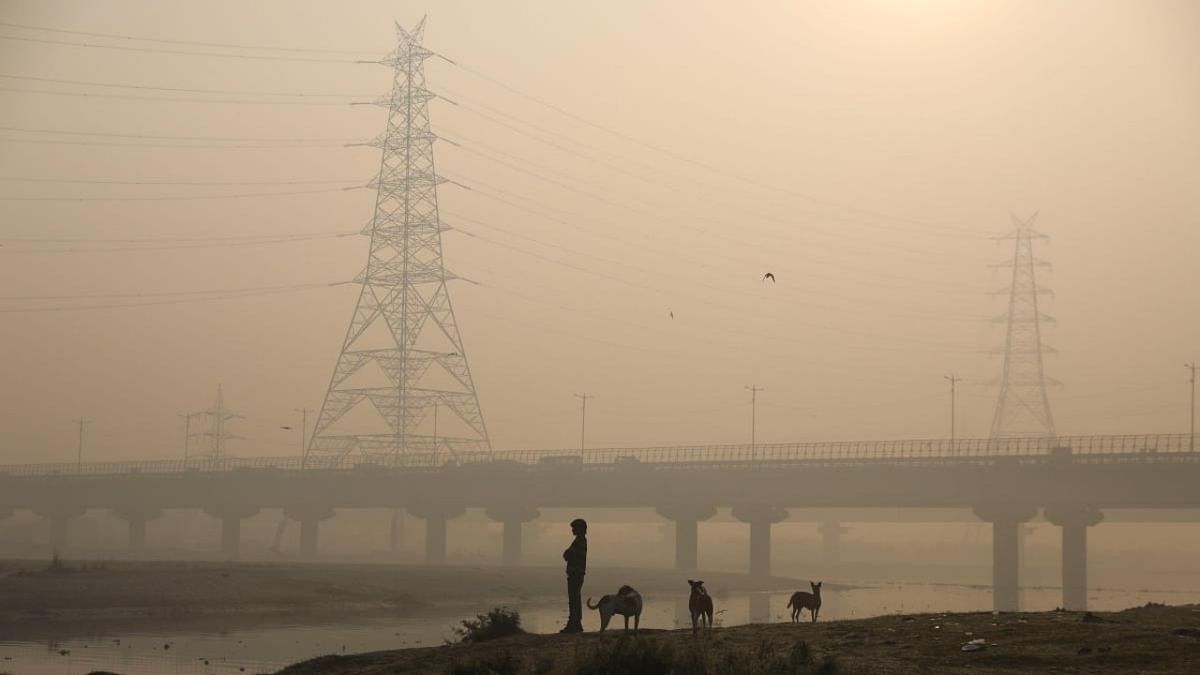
[762,272,775,283]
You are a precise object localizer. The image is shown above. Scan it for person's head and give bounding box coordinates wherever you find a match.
[570,518,587,535]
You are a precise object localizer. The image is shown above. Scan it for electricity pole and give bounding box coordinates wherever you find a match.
[1187,362,1197,452]
[293,407,311,457]
[574,393,594,451]
[745,385,764,460]
[72,419,90,473]
[178,413,191,463]
[944,375,961,449]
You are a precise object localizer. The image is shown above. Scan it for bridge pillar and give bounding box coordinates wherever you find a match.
[656,505,717,571]
[485,506,540,566]
[284,505,336,560]
[1045,506,1103,611]
[818,520,849,564]
[732,505,788,579]
[410,505,466,565]
[113,507,163,552]
[974,504,1037,612]
[203,505,260,560]
[33,505,86,554]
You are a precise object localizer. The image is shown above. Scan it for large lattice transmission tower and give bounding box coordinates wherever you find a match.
[188,384,242,460]
[308,19,491,462]
[990,213,1058,438]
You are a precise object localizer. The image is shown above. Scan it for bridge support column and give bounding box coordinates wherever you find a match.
[33,505,85,554]
[113,507,163,552]
[203,505,260,560]
[410,505,465,565]
[1045,506,1103,611]
[656,505,717,571]
[389,508,406,555]
[733,505,788,579]
[284,505,336,560]
[818,521,849,564]
[485,506,540,566]
[974,504,1037,612]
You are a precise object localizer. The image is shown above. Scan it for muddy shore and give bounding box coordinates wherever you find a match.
[275,604,1200,674]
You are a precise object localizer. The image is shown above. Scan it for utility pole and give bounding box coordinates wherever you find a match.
[1187,362,1197,452]
[574,393,594,451]
[72,419,90,473]
[944,375,961,449]
[293,408,311,457]
[431,399,439,455]
[178,413,192,463]
[745,385,764,460]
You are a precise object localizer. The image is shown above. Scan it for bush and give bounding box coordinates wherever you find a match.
[444,652,521,675]
[452,607,525,644]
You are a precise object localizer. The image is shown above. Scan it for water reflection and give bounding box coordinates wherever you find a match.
[1,583,1194,675]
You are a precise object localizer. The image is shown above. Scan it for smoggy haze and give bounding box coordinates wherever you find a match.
[0,0,1197,464]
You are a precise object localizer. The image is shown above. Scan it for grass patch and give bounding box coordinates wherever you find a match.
[559,636,838,675]
[444,652,522,675]
[452,607,525,644]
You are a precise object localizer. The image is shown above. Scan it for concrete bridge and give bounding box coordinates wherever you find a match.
[1,433,1196,612]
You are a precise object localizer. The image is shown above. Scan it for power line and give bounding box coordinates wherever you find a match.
[0,125,359,142]
[0,232,358,254]
[0,85,357,105]
[1,230,354,244]
[0,176,360,186]
[0,33,358,63]
[0,281,351,312]
[0,20,378,55]
[0,280,348,301]
[436,52,984,236]
[0,73,370,97]
[0,137,354,150]
[0,185,362,202]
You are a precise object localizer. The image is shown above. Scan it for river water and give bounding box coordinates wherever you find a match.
[2,583,1195,675]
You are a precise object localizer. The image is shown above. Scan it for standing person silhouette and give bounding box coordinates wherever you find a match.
[560,518,588,633]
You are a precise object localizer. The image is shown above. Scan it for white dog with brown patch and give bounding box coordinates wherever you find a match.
[586,584,643,633]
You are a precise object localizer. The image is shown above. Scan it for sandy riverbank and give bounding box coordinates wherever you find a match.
[275,604,1200,674]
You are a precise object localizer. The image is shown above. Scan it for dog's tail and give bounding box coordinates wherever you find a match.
[586,597,600,610]
[786,595,795,609]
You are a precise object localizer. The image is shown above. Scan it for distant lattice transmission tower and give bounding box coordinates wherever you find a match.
[308,19,491,461]
[189,384,242,460]
[990,213,1059,439]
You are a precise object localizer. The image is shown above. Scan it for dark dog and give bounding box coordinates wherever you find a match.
[687,579,713,635]
[586,584,643,632]
[787,581,822,623]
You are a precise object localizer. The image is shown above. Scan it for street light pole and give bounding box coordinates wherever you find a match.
[178,413,191,463]
[293,407,311,457]
[944,375,961,450]
[1187,362,1197,452]
[745,385,764,460]
[72,419,90,473]
[574,393,594,452]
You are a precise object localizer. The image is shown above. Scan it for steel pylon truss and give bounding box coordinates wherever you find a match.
[990,213,1058,438]
[189,384,242,460]
[308,18,491,461]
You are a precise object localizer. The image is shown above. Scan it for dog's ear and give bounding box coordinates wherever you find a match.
[687,579,694,585]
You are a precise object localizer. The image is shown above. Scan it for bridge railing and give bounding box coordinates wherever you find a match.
[0,433,1192,477]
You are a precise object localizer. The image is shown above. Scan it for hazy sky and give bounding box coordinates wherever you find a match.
[0,0,1197,463]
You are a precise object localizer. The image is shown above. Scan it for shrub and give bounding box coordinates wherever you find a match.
[452,607,525,644]
[444,652,521,675]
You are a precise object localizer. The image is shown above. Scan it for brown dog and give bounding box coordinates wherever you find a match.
[687,579,713,635]
[787,581,822,623]
[586,585,642,633]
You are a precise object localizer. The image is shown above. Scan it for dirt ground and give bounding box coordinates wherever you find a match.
[276,604,1200,675]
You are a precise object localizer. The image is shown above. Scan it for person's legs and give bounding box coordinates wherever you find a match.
[565,574,584,631]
